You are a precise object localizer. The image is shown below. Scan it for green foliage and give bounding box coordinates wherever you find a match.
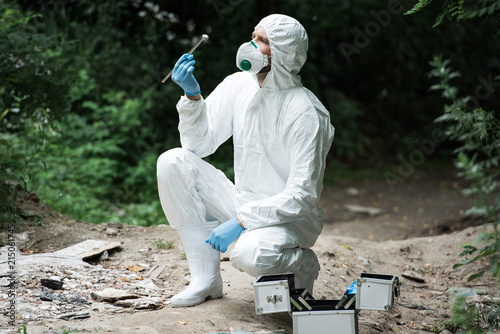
[0,181,17,228]
[153,239,175,250]
[60,328,79,334]
[2,0,500,227]
[429,55,500,333]
[405,0,435,15]
[16,323,27,334]
[406,0,500,30]
[325,90,367,162]
[429,56,500,279]
[466,0,500,20]
[0,0,73,216]
[433,295,500,333]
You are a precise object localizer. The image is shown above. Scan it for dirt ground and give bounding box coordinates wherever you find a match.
[1,169,499,334]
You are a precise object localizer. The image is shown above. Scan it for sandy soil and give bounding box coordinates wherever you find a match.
[1,169,498,334]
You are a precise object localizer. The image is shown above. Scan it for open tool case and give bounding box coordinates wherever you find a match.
[252,272,401,334]
[355,273,401,311]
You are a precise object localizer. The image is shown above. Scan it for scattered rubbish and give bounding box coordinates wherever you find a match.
[344,204,383,216]
[40,278,63,290]
[39,288,90,305]
[0,251,88,269]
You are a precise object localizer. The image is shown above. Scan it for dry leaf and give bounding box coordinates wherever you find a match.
[127,265,145,272]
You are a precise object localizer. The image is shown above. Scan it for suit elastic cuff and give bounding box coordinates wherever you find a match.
[236,216,246,230]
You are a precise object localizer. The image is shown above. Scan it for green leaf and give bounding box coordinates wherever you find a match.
[467,270,485,281]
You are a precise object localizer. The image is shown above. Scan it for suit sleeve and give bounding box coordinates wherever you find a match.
[176,76,235,158]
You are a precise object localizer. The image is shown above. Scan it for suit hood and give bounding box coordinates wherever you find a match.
[255,14,308,91]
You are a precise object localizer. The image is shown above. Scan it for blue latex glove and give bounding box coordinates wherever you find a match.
[171,53,201,96]
[346,280,357,295]
[206,217,244,253]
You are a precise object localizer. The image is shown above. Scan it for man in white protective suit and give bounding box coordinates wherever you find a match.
[157,13,335,308]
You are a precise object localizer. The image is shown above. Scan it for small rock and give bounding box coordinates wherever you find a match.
[41,278,63,290]
[0,277,12,287]
[358,256,374,270]
[100,250,109,260]
[105,222,123,229]
[346,187,360,196]
[402,270,426,283]
[407,253,422,261]
[106,228,118,236]
[16,232,29,244]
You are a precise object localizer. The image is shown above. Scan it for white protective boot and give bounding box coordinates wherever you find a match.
[293,249,320,295]
[171,221,223,307]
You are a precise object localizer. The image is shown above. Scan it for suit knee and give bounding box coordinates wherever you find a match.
[229,240,281,277]
[157,148,188,179]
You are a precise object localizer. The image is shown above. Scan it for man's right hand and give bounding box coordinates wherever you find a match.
[172,53,201,96]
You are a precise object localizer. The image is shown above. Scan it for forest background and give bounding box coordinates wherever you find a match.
[1,0,499,227]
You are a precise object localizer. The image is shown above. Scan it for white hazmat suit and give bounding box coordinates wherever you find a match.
[157,14,335,307]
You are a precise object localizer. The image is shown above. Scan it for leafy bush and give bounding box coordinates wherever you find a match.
[0,0,74,226]
[428,55,500,333]
[429,56,500,279]
[433,295,500,333]
[2,0,500,228]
